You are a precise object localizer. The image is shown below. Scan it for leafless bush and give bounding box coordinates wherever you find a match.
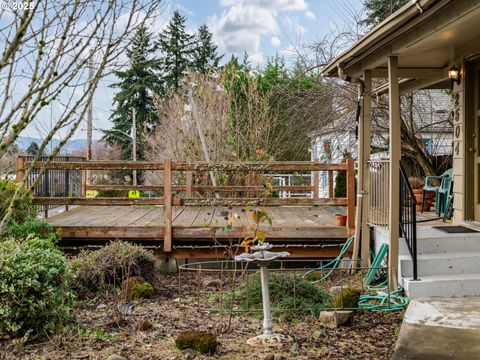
[145,70,279,186]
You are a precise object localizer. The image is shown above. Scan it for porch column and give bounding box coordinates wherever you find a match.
[354,70,373,269]
[361,70,372,268]
[388,56,400,290]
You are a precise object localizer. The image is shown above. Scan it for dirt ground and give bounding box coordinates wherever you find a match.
[1,274,403,360]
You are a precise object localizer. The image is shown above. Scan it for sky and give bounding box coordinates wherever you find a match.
[182,0,363,65]
[23,0,364,141]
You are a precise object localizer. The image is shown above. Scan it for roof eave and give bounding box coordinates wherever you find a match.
[321,0,440,78]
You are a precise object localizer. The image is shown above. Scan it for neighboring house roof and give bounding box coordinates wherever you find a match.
[310,109,356,139]
[312,89,452,139]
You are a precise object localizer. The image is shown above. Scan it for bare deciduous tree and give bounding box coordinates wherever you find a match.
[0,0,164,229]
[304,3,453,176]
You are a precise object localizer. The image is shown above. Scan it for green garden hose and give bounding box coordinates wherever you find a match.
[364,243,389,291]
[359,243,408,311]
[302,236,355,283]
[358,288,409,312]
[303,237,409,312]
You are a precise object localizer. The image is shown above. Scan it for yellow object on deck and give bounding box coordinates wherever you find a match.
[128,190,140,198]
[86,190,99,198]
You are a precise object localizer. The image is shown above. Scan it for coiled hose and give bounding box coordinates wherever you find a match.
[303,237,408,312]
[302,236,354,283]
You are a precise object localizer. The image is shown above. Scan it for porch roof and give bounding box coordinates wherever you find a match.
[322,0,480,90]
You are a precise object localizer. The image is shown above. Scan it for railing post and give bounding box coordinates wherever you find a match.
[44,168,49,218]
[15,156,25,183]
[249,170,259,198]
[186,170,193,198]
[81,167,86,198]
[65,157,70,212]
[313,159,319,199]
[163,159,172,253]
[346,158,355,233]
[328,170,333,198]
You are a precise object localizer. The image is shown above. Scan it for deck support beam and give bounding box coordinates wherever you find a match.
[388,56,400,290]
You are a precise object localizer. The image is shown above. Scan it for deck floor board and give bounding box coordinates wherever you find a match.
[47,205,349,241]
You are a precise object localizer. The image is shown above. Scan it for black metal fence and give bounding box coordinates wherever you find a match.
[399,162,418,280]
[22,156,85,217]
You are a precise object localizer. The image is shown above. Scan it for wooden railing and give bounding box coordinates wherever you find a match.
[16,158,356,252]
[367,160,389,227]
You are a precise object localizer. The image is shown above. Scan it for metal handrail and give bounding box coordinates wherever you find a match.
[399,162,418,280]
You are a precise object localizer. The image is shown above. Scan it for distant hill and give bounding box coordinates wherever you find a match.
[15,137,100,153]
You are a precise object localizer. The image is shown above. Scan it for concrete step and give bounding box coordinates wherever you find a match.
[399,234,480,256]
[400,252,480,277]
[402,273,480,298]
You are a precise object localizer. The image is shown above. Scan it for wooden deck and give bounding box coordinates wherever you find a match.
[20,158,356,259]
[47,205,350,258]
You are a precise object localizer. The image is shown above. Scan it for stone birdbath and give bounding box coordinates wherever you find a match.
[235,242,292,347]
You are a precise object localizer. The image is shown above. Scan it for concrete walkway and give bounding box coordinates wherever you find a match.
[393,298,480,359]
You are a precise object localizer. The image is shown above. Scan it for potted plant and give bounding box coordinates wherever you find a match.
[335,213,347,227]
[408,177,432,211]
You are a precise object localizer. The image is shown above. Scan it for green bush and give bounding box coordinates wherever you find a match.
[121,276,155,300]
[4,217,58,241]
[0,179,34,224]
[71,241,156,296]
[0,237,74,339]
[131,282,154,299]
[333,287,361,309]
[175,330,218,354]
[220,273,332,318]
[303,270,324,282]
[334,170,346,198]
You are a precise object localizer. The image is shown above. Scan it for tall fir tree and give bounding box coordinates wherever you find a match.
[361,0,408,27]
[157,10,195,92]
[26,141,40,156]
[193,24,222,72]
[103,24,161,160]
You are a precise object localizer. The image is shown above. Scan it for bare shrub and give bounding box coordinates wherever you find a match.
[71,241,156,297]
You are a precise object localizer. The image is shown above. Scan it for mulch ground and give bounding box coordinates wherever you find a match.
[1,274,403,360]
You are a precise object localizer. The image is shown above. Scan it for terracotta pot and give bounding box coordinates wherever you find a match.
[424,190,435,201]
[335,214,347,227]
[412,189,432,211]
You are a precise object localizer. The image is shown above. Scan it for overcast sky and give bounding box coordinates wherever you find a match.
[23,0,363,141]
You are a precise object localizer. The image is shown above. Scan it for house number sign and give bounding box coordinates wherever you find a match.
[453,92,461,156]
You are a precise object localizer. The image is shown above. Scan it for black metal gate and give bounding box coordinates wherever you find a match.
[22,156,85,217]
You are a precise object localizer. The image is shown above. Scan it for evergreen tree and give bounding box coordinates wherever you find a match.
[157,10,195,92]
[26,141,40,156]
[103,25,161,160]
[193,24,222,72]
[361,0,408,28]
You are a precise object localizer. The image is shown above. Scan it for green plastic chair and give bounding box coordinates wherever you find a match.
[421,169,452,214]
[439,176,454,221]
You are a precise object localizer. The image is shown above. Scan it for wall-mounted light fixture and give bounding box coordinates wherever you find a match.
[448,65,461,85]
